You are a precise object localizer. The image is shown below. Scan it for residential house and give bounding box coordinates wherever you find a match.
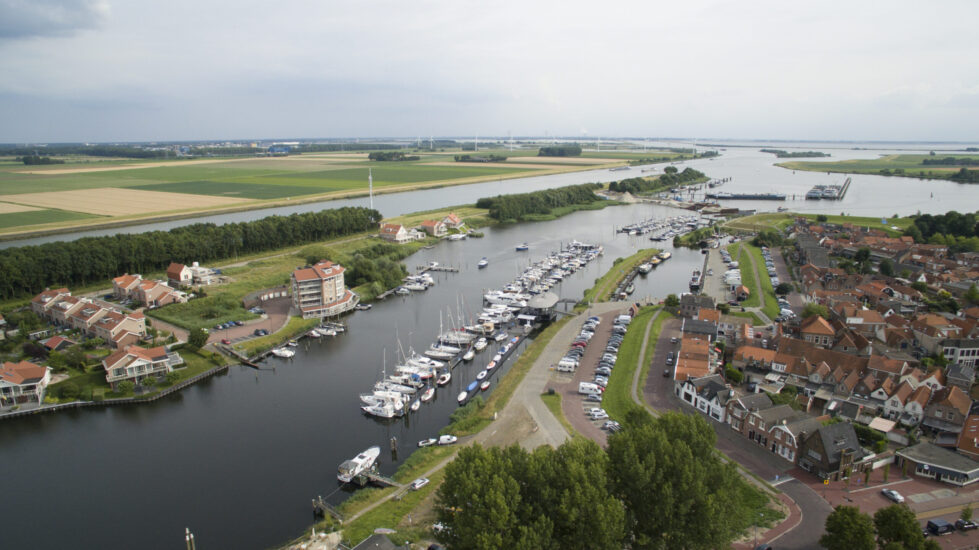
[718,314,753,346]
[681,318,716,342]
[112,274,142,300]
[923,386,972,434]
[895,442,979,486]
[91,310,147,349]
[904,385,932,425]
[769,416,825,463]
[942,339,979,368]
[291,260,359,319]
[732,346,776,372]
[676,374,731,422]
[441,212,465,230]
[41,335,75,352]
[0,360,51,406]
[726,393,773,433]
[418,219,447,237]
[31,288,71,319]
[379,223,410,243]
[166,263,193,287]
[800,315,835,348]
[736,285,751,301]
[957,415,979,460]
[136,280,183,308]
[882,381,915,421]
[101,345,183,390]
[69,303,108,333]
[744,405,803,447]
[797,422,870,480]
[679,294,715,319]
[946,364,976,393]
[48,296,86,326]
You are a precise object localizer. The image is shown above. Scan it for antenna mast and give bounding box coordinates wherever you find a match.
[368,168,373,211]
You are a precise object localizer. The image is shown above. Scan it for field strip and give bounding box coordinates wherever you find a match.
[421,161,554,169]
[7,187,251,216]
[508,156,620,165]
[0,202,41,214]
[12,156,264,175]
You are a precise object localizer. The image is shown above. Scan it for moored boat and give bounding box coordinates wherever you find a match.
[410,399,421,412]
[437,372,452,386]
[474,337,487,351]
[421,387,435,402]
[418,438,437,447]
[463,349,475,361]
[486,360,496,370]
[515,243,529,251]
[476,369,488,380]
[457,391,467,403]
[477,257,489,268]
[337,446,381,483]
[480,380,491,391]
[271,348,295,358]
[657,251,671,260]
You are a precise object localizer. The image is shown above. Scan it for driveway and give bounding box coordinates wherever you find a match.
[207,297,291,344]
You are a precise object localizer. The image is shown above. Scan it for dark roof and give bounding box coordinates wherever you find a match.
[756,404,803,425]
[691,374,728,401]
[733,392,773,412]
[680,294,715,308]
[682,319,717,336]
[943,338,979,349]
[948,364,976,382]
[897,442,979,475]
[817,422,867,465]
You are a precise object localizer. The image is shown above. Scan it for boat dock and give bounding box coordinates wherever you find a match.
[414,264,460,273]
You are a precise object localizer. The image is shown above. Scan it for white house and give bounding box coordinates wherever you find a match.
[883,381,914,420]
[379,223,410,243]
[677,374,731,423]
[0,361,52,406]
[101,345,184,390]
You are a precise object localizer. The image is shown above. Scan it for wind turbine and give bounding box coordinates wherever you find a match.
[368,168,374,211]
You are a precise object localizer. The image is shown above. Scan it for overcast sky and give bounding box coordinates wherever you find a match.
[1,0,977,143]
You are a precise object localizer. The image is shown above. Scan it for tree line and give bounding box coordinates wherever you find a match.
[367,151,419,161]
[20,155,65,165]
[608,167,706,194]
[921,156,979,166]
[0,144,169,159]
[760,148,830,158]
[435,411,773,550]
[0,207,380,299]
[538,145,582,157]
[821,503,942,550]
[454,154,507,162]
[475,183,603,221]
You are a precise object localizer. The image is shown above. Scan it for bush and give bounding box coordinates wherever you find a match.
[816,214,828,222]
[59,382,80,400]
[725,367,743,384]
[775,282,793,295]
[116,380,135,395]
[141,376,156,388]
[165,371,180,385]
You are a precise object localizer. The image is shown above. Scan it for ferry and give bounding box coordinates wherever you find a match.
[337,446,381,483]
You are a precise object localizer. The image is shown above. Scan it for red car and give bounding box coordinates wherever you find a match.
[221,338,231,345]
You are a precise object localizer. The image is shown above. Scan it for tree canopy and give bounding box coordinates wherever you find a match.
[475,183,603,221]
[820,506,875,550]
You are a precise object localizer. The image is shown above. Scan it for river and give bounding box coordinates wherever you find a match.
[0,202,705,550]
[3,141,979,249]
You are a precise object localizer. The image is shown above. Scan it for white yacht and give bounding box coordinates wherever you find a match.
[271,348,295,358]
[337,446,381,483]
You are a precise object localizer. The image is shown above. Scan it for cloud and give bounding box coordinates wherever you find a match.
[0,0,109,40]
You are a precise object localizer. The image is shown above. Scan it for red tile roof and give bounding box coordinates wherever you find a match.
[0,361,47,385]
[800,315,834,336]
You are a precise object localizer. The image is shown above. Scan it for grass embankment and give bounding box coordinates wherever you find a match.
[235,317,322,357]
[799,213,912,237]
[602,307,667,421]
[581,249,660,305]
[728,311,766,326]
[540,392,574,434]
[723,213,795,233]
[778,153,979,181]
[727,244,760,308]
[743,245,781,320]
[45,349,227,403]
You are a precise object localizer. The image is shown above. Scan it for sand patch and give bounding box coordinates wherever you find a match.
[0,202,41,214]
[8,187,251,216]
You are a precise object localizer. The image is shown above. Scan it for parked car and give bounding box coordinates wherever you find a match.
[221,338,231,345]
[956,519,978,531]
[927,519,954,535]
[410,477,430,490]
[881,488,904,503]
[585,393,603,403]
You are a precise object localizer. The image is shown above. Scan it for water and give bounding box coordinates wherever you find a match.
[4,140,979,249]
[0,202,704,550]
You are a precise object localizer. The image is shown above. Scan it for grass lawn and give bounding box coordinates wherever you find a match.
[385,205,492,229]
[541,391,574,434]
[778,154,979,180]
[728,244,760,307]
[147,291,260,331]
[728,311,765,326]
[744,244,781,320]
[799,213,912,236]
[723,213,795,233]
[0,208,101,229]
[603,307,661,421]
[234,316,321,357]
[273,164,536,188]
[582,249,660,304]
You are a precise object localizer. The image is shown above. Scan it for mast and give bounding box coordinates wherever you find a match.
[368,168,374,211]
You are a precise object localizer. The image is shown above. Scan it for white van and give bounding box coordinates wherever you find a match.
[579,382,602,395]
[556,363,576,373]
[558,358,579,369]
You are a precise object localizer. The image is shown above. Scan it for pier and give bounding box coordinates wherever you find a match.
[414,264,460,273]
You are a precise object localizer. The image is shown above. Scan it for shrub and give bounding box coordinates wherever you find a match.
[59,382,80,400]
[725,367,744,384]
[116,381,135,395]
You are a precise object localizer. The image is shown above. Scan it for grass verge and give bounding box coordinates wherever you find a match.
[582,249,660,304]
[728,243,760,307]
[603,306,660,421]
[744,244,780,320]
[540,391,574,434]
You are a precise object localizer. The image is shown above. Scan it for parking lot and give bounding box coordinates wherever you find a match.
[206,296,291,345]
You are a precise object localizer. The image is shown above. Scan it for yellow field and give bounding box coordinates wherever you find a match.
[8,187,251,216]
[0,202,41,214]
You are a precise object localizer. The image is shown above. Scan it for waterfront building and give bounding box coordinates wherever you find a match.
[291,260,358,319]
[0,361,51,406]
[101,345,184,390]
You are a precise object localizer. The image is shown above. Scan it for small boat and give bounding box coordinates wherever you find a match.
[321,327,337,337]
[466,381,479,393]
[421,387,435,402]
[493,353,502,362]
[493,332,507,342]
[480,380,491,391]
[271,348,295,358]
[476,369,488,380]
[457,391,467,403]
[625,284,635,295]
[657,251,671,260]
[474,338,487,351]
[286,341,298,347]
[395,287,410,296]
[477,257,489,269]
[308,329,321,338]
[486,360,496,370]
[438,435,458,445]
[463,349,475,361]
[516,243,529,251]
[354,303,373,311]
[410,399,421,412]
[337,446,381,483]
[437,372,451,386]
[637,263,653,275]
[418,438,437,447]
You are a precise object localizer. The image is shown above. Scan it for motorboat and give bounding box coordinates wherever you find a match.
[421,387,435,402]
[486,360,496,370]
[410,399,421,412]
[457,391,467,403]
[320,327,337,337]
[404,282,427,292]
[493,353,502,362]
[477,257,489,268]
[474,337,488,351]
[637,263,653,275]
[516,243,529,251]
[286,341,298,347]
[480,380,491,391]
[308,329,321,338]
[337,446,381,483]
[466,381,479,393]
[437,372,452,386]
[463,349,475,361]
[271,348,295,358]
[354,303,373,311]
[493,332,508,342]
[657,251,671,260]
[438,435,458,445]
[418,438,437,447]
[476,369,488,381]
[395,287,410,296]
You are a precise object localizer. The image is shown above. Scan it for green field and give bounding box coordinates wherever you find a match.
[0,208,101,229]
[273,164,530,187]
[744,244,781,320]
[779,153,979,179]
[133,180,321,199]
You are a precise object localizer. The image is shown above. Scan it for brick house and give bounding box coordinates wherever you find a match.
[800,315,835,348]
[441,212,465,230]
[91,310,147,349]
[726,393,773,434]
[30,288,71,318]
[797,422,870,480]
[676,374,731,422]
[112,274,142,300]
[418,219,447,237]
[166,263,193,287]
[769,416,825,463]
[291,260,358,319]
[923,386,972,434]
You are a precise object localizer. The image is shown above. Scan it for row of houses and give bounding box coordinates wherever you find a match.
[32,288,148,349]
[379,213,466,243]
[112,274,187,308]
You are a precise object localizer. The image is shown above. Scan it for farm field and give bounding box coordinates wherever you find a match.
[0,209,101,230]
[778,154,979,179]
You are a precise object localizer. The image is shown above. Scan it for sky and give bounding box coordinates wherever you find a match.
[1,0,977,143]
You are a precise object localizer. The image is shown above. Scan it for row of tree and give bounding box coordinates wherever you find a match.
[0,144,170,159]
[0,207,381,299]
[475,183,603,221]
[950,168,979,183]
[538,145,582,157]
[607,167,706,194]
[760,149,830,158]
[435,411,769,550]
[20,155,65,165]
[367,151,419,161]
[821,504,943,550]
[453,154,507,162]
[906,211,979,242]
[921,156,979,166]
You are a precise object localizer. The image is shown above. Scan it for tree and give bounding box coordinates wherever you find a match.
[816,214,829,222]
[165,371,180,385]
[58,382,80,400]
[775,282,793,295]
[664,294,680,308]
[965,284,979,306]
[141,376,156,388]
[188,328,209,349]
[802,303,830,319]
[874,504,928,549]
[962,503,973,522]
[116,381,135,395]
[820,505,875,550]
[64,346,88,370]
[879,259,894,277]
[854,248,871,262]
[664,166,678,174]
[607,410,750,549]
[725,366,743,384]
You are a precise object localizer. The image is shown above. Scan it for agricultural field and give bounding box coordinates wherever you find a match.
[0,150,605,236]
[778,154,979,179]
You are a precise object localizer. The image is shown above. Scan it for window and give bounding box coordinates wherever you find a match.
[807,449,822,461]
